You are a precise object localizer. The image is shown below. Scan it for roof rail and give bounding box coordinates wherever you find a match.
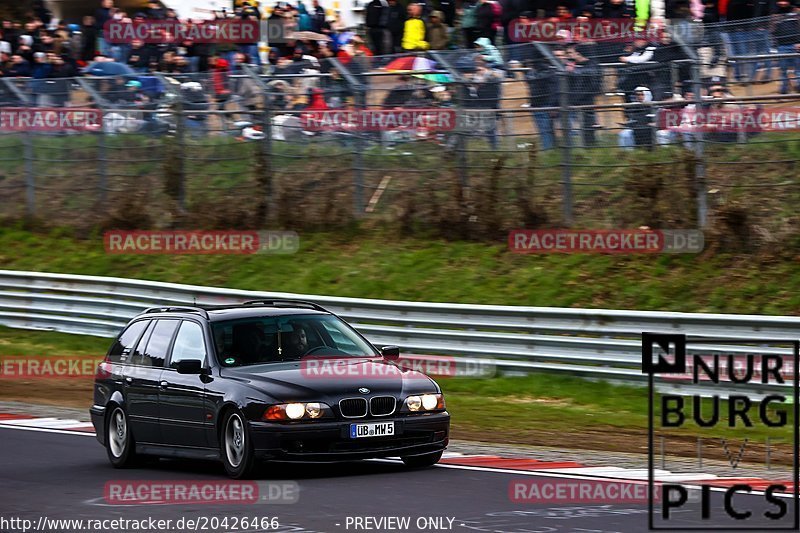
[241,299,331,313]
[142,306,210,319]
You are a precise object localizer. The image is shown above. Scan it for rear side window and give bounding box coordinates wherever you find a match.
[137,319,179,368]
[169,321,207,368]
[107,320,149,364]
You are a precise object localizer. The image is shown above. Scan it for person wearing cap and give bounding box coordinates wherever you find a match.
[619,86,656,149]
[427,10,449,50]
[401,4,428,50]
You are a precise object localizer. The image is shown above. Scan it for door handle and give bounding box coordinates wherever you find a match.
[159,380,169,389]
[125,377,133,384]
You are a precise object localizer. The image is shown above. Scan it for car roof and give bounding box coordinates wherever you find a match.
[205,307,328,322]
[136,301,332,322]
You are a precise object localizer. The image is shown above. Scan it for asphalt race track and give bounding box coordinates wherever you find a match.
[0,427,795,533]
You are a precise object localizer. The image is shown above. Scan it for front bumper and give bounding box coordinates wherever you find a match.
[249,411,450,461]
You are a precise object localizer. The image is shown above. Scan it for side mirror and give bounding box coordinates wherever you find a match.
[176,359,204,375]
[381,345,400,361]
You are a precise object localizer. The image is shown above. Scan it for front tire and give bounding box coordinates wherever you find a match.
[401,450,443,468]
[106,406,137,468]
[221,410,257,479]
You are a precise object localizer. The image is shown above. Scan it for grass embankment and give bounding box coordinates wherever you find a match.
[2,227,800,313]
[0,326,793,462]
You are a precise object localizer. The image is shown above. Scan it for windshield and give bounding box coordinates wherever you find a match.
[211,313,379,367]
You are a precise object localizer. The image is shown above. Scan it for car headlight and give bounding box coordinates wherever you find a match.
[404,393,445,413]
[264,402,332,421]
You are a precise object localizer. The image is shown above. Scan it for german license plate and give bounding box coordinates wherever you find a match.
[350,421,395,438]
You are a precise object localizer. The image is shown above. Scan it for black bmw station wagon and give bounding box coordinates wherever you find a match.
[90,300,450,478]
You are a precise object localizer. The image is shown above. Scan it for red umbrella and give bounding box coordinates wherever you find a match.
[384,56,435,72]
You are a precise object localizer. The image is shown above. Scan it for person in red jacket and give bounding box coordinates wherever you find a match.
[211,56,232,110]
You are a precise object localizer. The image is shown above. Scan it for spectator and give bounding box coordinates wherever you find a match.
[427,11,449,50]
[366,0,390,56]
[126,39,151,72]
[565,45,601,146]
[524,61,558,150]
[773,0,800,93]
[4,54,31,76]
[180,81,209,136]
[619,86,656,149]
[594,0,633,17]
[439,0,457,28]
[705,82,742,142]
[475,36,503,66]
[79,16,97,63]
[310,0,327,32]
[337,35,373,64]
[401,4,429,50]
[725,0,771,81]
[297,3,313,30]
[211,56,232,110]
[94,0,115,57]
[239,0,262,66]
[387,0,407,53]
[145,0,166,20]
[464,55,502,148]
[462,0,480,47]
[476,0,496,42]
[617,37,658,97]
[49,53,77,107]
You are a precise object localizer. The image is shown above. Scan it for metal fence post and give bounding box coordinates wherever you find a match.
[263,92,274,220]
[691,60,707,228]
[354,85,366,216]
[98,114,108,205]
[23,132,34,217]
[174,100,187,212]
[558,70,573,226]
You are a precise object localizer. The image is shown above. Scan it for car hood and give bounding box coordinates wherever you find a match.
[220,358,439,402]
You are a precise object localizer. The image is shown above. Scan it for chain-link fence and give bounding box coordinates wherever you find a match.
[2,17,800,245]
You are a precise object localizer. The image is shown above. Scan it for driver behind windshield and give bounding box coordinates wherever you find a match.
[284,322,311,359]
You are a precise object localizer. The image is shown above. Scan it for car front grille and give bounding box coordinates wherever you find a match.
[370,396,396,416]
[339,398,368,418]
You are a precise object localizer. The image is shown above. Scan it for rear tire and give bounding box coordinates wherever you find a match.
[106,406,137,468]
[401,450,443,468]
[221,410,257,479]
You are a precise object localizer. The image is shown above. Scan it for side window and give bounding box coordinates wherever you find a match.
[169,321,207,368]
[131,320,156,364]
[107,320,149,364]
[138,319,179,368]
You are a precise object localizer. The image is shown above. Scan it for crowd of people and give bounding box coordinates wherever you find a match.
[0,0,799,147]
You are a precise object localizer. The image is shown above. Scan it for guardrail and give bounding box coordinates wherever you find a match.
[0,270,796,396]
